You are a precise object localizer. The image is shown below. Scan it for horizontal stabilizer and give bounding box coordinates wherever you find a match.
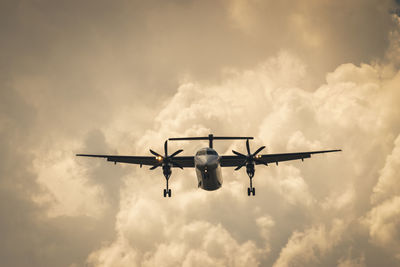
[169,136,253,140]
[169,134,253,148]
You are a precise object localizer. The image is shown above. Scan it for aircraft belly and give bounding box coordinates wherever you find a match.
[196,165,222,191]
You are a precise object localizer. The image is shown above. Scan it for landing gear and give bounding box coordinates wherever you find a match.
[149,140,184,198]
[163,188,171,198]
[247,186,255,196]
[163,165,172,198]
[232,139,267,196]
[163,179,172,198]
[246,164,256,196]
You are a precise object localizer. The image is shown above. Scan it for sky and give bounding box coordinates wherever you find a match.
[1,0,400,266]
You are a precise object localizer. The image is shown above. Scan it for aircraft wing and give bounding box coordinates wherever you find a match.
[220,149,341,167]
[76,154,195,168]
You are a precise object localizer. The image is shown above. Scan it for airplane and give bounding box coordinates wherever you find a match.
[76,134,341,197]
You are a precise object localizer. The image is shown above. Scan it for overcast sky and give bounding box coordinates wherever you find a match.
[1,0,400,266]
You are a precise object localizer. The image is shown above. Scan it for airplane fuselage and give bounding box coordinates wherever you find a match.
[194,147,223,190]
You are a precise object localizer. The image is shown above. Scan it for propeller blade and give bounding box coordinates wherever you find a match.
[234,160,247,171]
[252,146,266,156]
[164,140,168,157]
[232,150,247,157]
[150,164,162,170]
[246,139,251,155]
[149,149,162,158]
[170,149,183,158]
[171,160,184,169]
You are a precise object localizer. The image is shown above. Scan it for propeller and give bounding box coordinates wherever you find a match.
[232,139,268,171]
[149,140,184,170]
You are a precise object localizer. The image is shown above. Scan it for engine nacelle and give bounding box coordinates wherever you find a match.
[162,164,172,179]
[246,163,255,178]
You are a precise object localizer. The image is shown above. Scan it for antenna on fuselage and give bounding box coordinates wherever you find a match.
[169,134,253,148]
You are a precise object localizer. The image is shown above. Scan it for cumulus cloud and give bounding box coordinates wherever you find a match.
[2,0,400,266]
[371,135,400,204]
[88,49,400,266]
[273,220,346,267]
[363,197,400,259]
[88,218,269,267]
[337,255,366,267]
[33,148,106,218]
[363,134,400,259]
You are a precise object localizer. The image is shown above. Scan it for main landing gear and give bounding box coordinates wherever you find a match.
[163,188,171,197]
[163,165,172,198]
[248,186,255,196]
[246,164,256,196]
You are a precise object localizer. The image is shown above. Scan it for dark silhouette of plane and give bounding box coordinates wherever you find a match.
[77,134,341,197]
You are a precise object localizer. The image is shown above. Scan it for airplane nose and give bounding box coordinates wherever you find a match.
[196,156,218,171]
[196,156,208,166]
[207,159,218,169]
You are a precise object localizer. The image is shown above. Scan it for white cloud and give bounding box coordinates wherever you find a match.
[363,134,400,259]
[87,49,400,266]
[273,220,347,267]
[267,165,315,207]
[87,236,139,267]
[89,221,265,267]
[321,186,355,212]
[33,145,107,218]
[371,134,400,205]
[363,197,400,259]
[337,254,366,267]
[3,1,400,266]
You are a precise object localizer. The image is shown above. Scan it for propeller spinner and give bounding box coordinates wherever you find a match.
[149,140,184,171]
[232,139,267,171]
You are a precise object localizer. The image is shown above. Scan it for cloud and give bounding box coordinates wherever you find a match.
[363,134,400,259]
[371,135,400,205]
[33,148,106,218]
[88,220,268,267]
[87,48,400,266]
[1,0,400,266]
[337,254,366,267]
[363,197,400,259]
[273,220,346,267]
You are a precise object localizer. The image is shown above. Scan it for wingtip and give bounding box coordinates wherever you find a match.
[327,149,342,152]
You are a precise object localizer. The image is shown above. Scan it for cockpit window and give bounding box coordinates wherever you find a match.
[196,150,217,156]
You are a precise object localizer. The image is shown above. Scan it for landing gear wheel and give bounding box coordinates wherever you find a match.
[168,189,172,197]
[163,189,167,198]
[247,187,251,196]
[252,187,256,196]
